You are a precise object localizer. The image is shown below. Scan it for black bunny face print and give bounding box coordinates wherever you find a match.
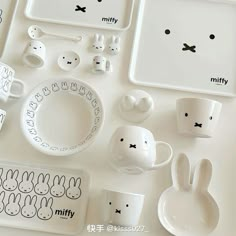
[164,28,216,54]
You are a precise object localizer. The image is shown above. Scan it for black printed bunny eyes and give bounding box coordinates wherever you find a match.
[165,29,171,35]
[120,138,124,142]
[209,34,215,40]
[126,204,129,207]
[185,113,188,117]
[145,141,148,144]
[109,202,112,205]
[209,116,213,120]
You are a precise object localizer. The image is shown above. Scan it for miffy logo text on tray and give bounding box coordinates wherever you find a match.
[102,17,118,24]
[55,209,75,219]
[210,77,228,86]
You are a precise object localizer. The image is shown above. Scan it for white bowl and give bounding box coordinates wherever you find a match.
[21,78,104,156]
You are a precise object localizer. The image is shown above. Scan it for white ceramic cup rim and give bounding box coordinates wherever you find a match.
[176,97,222,106]
[103,189,144,198]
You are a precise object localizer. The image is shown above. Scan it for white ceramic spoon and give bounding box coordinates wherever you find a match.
[158,154,219,236]
[28,25,82,42]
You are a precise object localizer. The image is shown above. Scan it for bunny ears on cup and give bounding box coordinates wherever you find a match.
[158,154,220,236]
[119,90,154,123]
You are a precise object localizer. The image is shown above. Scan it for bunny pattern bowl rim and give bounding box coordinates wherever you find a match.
[21,78,104,157]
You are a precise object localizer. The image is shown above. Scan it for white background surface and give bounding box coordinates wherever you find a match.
[0,0,235,235]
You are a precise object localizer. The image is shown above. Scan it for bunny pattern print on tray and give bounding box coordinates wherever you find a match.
[0,162,90,235]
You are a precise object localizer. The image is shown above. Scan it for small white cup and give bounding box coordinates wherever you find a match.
[109,126,173,174]
[0,62,25,102]
[176,98,222,138]
[92,56,112,74]
[0,109,6,131]
[23,40,46,68]
[102,189,144,226]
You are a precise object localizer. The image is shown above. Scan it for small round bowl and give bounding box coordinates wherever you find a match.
[21,78,104,156]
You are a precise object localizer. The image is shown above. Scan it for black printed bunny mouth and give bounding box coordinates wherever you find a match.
[194,122,202,128]
[182,43,196,53]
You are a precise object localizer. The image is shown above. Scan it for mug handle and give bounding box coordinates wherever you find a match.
[9,78,25,98]
[151,141,173,170]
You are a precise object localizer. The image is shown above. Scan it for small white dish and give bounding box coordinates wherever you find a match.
[158,154,220,236]
[21,78,104,156]
[58,51,80,71]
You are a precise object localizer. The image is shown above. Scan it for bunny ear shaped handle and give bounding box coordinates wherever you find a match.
[193,159,212,193]
[172,153,191,191]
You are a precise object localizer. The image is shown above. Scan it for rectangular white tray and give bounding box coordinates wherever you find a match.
[0,162,90,235]
[0,0,18,58]
[129,0,236,97]
[25,0,135,31]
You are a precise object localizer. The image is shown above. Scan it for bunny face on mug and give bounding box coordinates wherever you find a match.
[38,197,53,220]
[0,192,5,213]
[51,175,65,197]
[158,154,219,236]
[35,173,50,195]
[66,177,82,200]
[19,171,34,193]
[109,126,173,174]
[5,193,21,216]
[3,169,19,191]
[92,34,105,53]
[108,36,121,55]
[92,56,112,73]
[21,195,37,218]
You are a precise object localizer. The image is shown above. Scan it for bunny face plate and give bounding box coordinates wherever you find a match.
[158,154,219,236]
[21,78,104,156]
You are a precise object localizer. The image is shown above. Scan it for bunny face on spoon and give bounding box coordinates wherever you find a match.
[158,154,219,236]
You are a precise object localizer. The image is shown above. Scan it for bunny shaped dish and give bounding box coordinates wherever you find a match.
[119,90,154,123]
[158,154,219,236]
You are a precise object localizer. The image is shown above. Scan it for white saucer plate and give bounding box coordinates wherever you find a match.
[21,78,104,156]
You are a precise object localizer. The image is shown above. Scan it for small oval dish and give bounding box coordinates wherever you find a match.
[21,78,104,156]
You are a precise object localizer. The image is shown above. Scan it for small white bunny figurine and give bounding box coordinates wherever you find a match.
[0,191,5,213]
[34,173,50,195]
[108,35,121,55]
[51,175,65,197]
[5,193,21,216]
[3,169,19,191]
[158,154,219,235]
[66,177,82,200]
[21,195,37,218]
[19,171,34,193]
[38,197,53,220]
[92,34,105,53]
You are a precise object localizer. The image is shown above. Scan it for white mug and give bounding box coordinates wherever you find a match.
[109,126,173,174]
[0,109,6,131]
[0,62,25,102]
[92,56,112,73]
[102,189,144,226]
[23,40,46,68]
[176,98,222,138]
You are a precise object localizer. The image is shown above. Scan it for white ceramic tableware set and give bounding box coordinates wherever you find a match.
[0,0,228,235]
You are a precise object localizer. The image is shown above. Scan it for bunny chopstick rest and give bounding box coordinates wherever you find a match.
[158,154,219,236]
